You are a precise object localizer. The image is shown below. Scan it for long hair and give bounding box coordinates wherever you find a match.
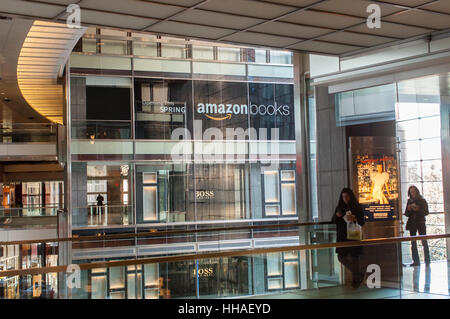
[337,187,359,211]
[407,185,422,199]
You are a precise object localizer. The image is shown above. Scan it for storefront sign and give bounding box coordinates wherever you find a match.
[192,267,214,277]
[195,190,215,200]
[142,101,186,114]
[196,102,290,121]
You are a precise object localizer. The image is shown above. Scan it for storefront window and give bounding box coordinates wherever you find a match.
[249,83,295,140]
[73,163,133,228]
[262,166,296,217]
[136,164,187,224]
[265,251,300,291]
[71,76,132,140]
[134,78,190,140]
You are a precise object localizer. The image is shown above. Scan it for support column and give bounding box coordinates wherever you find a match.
[315,85,348,221]
[441,98,450,261]
[293,52,311,290]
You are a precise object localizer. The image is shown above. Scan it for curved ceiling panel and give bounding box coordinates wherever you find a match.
[17,20,85,124]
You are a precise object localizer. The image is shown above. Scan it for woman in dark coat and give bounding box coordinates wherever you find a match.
[405,185,430,266]
[332,188,365,288]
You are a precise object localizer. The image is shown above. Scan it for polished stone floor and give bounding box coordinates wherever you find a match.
[246,261,450,299]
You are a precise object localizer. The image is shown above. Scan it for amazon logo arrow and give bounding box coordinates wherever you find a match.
[205,113,232,121]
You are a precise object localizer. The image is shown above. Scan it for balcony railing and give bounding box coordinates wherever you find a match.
[0,123,57,143]
[0,231,449,299]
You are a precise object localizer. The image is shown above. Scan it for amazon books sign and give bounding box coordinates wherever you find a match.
[134,79,295,141]
[196,102,290,120]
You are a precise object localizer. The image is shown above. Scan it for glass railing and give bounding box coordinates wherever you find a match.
[71,120,132,140]
[72,205,134,227]
[0,123,57,143]
[0,206,59,229]
[0,233,449,299]
[0,206,59,217]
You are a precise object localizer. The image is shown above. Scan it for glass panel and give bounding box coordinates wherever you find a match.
[144,264,159,286]
[143,186,157,221]
[161,44,185,58]
[284,261,299,288]
[281,170,295,181]
[255,49,267,63]
[421,160,442,182]
[101,40,128,55]
[397,119,420,141]
[127,273,136,299]
[422,182,444,205]
[397,102,419,121]
[143,172,157,184]
[400,161,422,183]
[145,288,159,299]
[336,84,396,125]
[134,79,190,140]
[264,171,279,202]
[91,276,107,299]
[192,46,214,60]
[265,204,280,216]
[418,103,441,117]
[192,62,246,76]
[420,138,441,160]
[399,140,421,161]
[419,116,441,139]
[109,266,125,289]
[267,253,282,276]
[110,291,125,299]
[82,38,96,53]
[267,278,283,290]
[218,47,240,62]
[133,42,158,57]
[284,251,298,259]
[269,50,292,64]
[281,184,296,215]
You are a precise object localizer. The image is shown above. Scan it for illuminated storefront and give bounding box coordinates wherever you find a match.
[66,27,301,297]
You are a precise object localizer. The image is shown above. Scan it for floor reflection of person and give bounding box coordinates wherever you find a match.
[369,164,391,204]
[332,188,365,288]
[405,185,430,267]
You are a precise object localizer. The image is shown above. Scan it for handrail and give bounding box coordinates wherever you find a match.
[1,233,449,278]
[0,221,333,246]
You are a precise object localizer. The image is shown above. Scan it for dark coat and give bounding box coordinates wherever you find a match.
[405,197,429,231]
[331,202,365,256]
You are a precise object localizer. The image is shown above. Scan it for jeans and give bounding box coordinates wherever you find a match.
[410,222,431,265]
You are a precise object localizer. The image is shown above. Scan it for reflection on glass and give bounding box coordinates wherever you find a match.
[267,253,282,276]
[143,186,157,221]
[264,171,279,202]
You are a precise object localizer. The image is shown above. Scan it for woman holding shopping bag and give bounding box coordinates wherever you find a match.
[332,188,365,288]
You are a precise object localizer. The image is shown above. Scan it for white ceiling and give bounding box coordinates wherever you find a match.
[0,0,449,55]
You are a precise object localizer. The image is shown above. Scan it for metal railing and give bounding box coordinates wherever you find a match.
[2,232,449,278]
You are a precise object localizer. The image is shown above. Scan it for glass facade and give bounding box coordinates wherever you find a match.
[69,28,296,229]
[332,75,448,261]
